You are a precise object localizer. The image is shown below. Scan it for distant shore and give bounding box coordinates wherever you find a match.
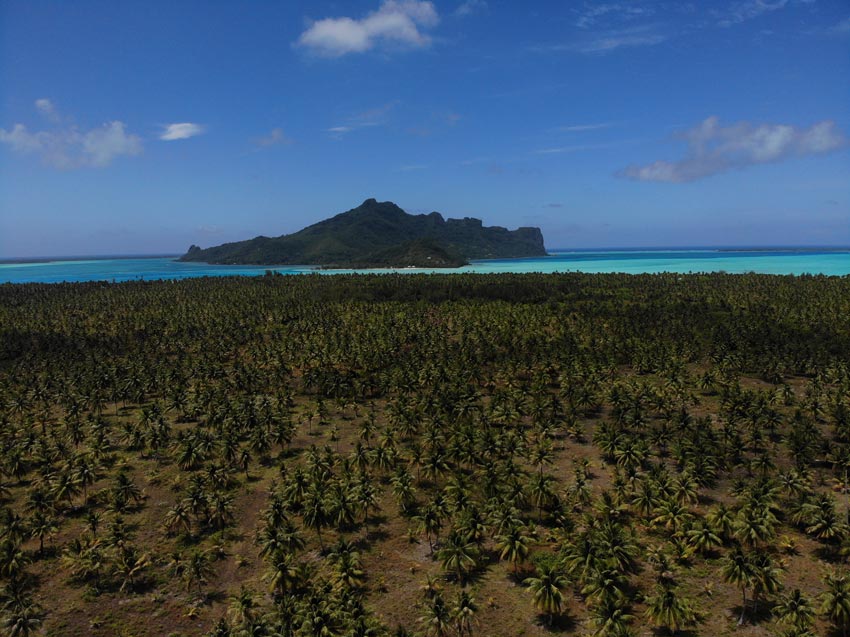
[0,254,181,265]
[4,246,849,266]
[715,247,850,253]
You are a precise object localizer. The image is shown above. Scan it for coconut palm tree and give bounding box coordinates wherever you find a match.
[652,498,692,533]
[114,544,151,593]
[415,504,443,555]
[528,473,558,521]
[721,545,755,625]
[437,530,478,586]
[0,541,29,583]
[184,549,214,594]
[774,589,815,635]
[644,583,698,635]
[1,599,44,637]
[356,475,380,530]
[588,595,635,637]
[302,487,329,550]
[495,524,532,574]
[805,494,844,543]
[751,552,783,616]
[686,522,722,555]
[264,550,301,597]
[706,503,736,541]
[734,503,777,547]
[631,480,658,520]
[163,501,192,536]
[453,589,477,637]
[227,586,259,629]
[419,592,452,637]
[820,570,850,637]
[61,537,105,590]
[28,510,56,555]
[524,562,568,626]
[207,491,235,530]
[390,468,416,515]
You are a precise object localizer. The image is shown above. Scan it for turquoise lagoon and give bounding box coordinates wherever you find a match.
[1,249,849,284]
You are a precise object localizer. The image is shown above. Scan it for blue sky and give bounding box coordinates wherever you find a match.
[1,0,849,257]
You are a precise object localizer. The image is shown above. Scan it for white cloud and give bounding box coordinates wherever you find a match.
[620,116,848,182]
[455,0,487,17]
[160,122,204,141]
[296,0,439,57]
[0,118,142,169]
[82,122,143,166]
[255,128,292,147]
[0,124,45,154]
[34,98,60,122]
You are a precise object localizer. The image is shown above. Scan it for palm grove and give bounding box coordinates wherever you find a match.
[0,272,849,637]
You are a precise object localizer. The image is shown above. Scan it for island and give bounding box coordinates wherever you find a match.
[179,198,546,268]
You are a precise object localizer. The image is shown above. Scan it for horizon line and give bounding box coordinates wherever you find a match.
[3,244,850,264]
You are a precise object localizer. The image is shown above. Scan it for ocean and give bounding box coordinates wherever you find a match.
[1,249,849,284]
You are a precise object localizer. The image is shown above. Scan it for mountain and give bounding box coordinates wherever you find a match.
[179,199,546,268]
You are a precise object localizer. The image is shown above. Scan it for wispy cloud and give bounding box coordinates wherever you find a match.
[327,102,398,138]
[295,0,439,58]
[534,141,629,155]
[353,102,399,122]
[829,16,850,35]
[254,128,292,147]
[716,0,790,27]
[620,116,848,182]
[397,163,428,171]
[535,24,667,54]
[553,123,614,132]
[575,25,667,53]
[574,2,656,29]
[455,0,487,17]
[405,110,461,137]
[460,155,498,166]
[160,123,204,141]
[715,0,818,28]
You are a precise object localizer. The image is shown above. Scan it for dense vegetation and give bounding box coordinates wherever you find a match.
[1,272,849,637]
[336,239,467,269]
[180,199,545,266]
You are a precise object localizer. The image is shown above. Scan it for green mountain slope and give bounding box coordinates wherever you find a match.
[179,199,546,267]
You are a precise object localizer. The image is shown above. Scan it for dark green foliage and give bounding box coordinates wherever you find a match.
[179,198,546,266]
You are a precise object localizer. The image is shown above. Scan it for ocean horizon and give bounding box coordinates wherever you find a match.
[2,247,849,283]
[4,245,850,264]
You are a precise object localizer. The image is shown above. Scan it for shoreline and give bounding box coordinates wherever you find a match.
[4,246,850,265]
[0,254,181,265]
